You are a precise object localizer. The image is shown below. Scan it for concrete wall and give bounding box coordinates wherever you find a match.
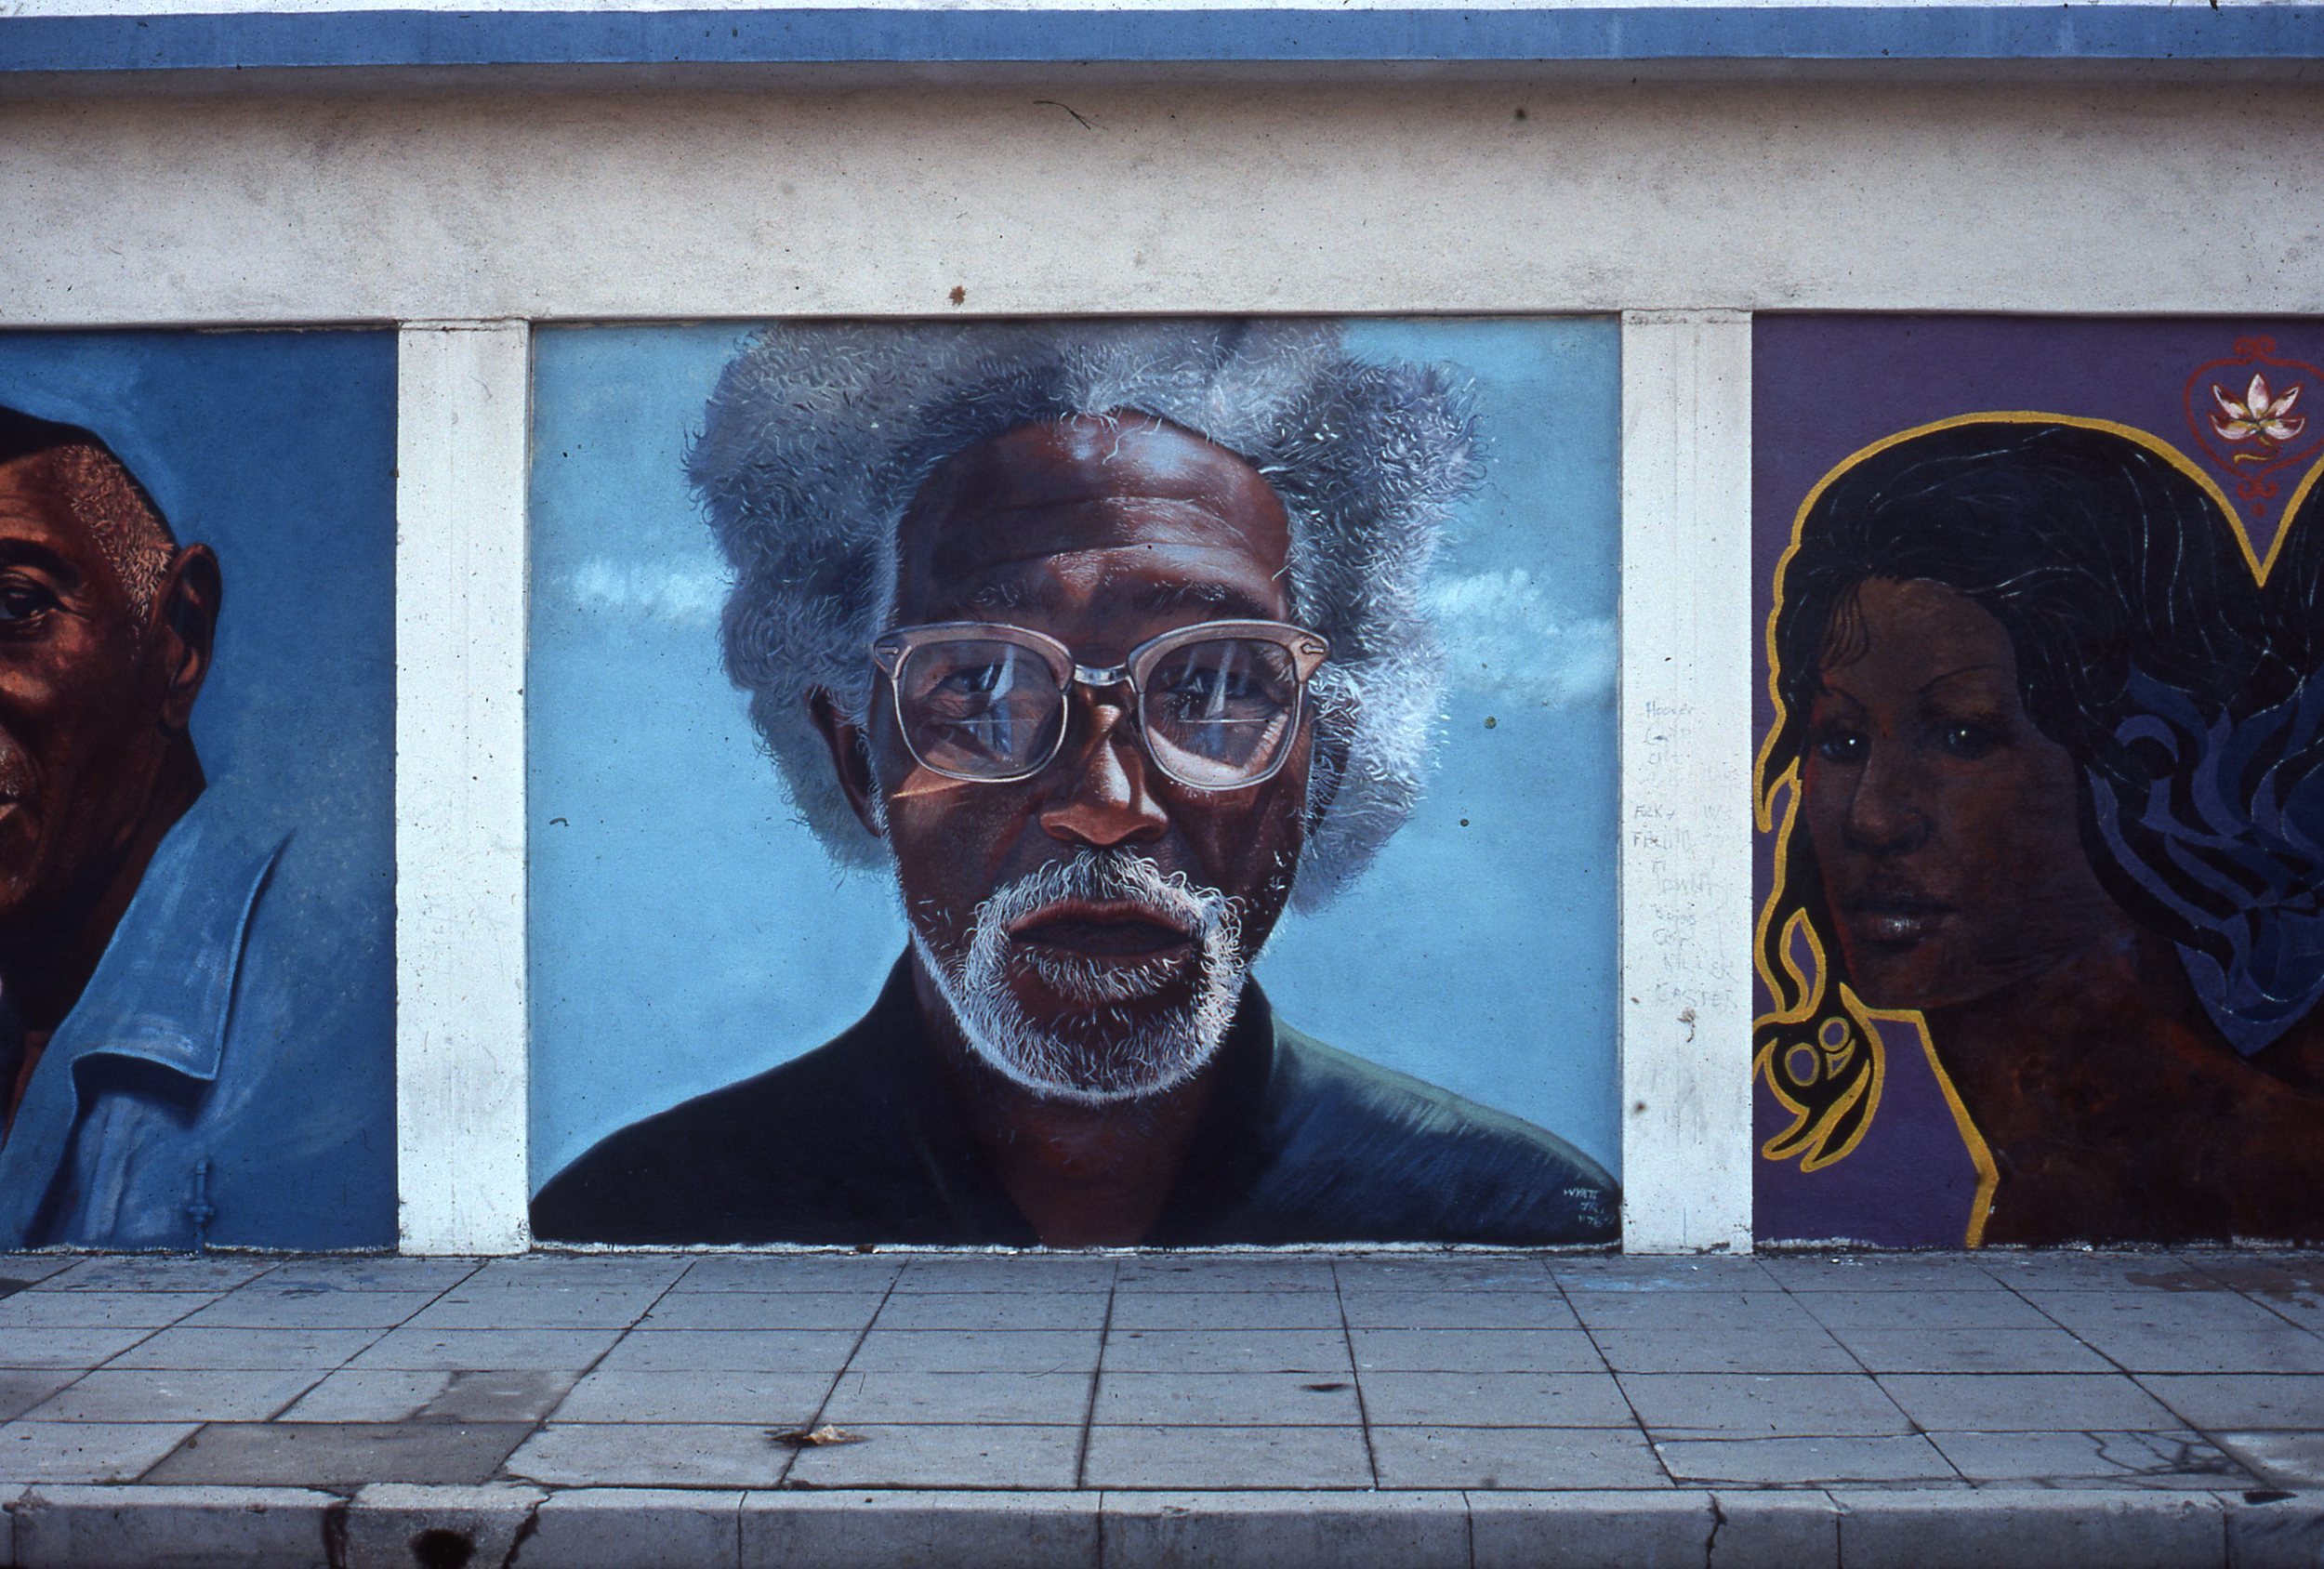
[2,48,2317,1251]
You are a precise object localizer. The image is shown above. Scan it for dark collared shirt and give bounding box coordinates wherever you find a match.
[533,957,1618,1246]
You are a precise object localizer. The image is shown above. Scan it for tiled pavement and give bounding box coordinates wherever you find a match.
[2,1249,2323,1564]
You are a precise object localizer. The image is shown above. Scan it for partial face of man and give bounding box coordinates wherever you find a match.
[858,415,1314,1102]
[0,454,178,939]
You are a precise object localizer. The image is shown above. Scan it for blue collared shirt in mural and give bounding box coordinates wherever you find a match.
[0,792,394,1251]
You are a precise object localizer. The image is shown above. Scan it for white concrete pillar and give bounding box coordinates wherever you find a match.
[1617,310,1756,1255]
[395,321,533,1256]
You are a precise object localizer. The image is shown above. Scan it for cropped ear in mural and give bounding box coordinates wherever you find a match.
[526,318,1625,1249]
[1753,319,2324,1248]
[0,335,398,1251]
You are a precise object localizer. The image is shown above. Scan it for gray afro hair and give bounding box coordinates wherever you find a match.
[688,319,1482,910]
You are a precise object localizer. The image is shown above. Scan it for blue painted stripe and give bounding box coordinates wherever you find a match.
[1,7,2317,73]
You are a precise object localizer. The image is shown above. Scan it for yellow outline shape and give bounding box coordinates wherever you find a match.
[1750,411,2256,1248]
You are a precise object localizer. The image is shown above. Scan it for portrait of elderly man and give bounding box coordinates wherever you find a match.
[0,401,392,1250]
[532,322,1618,1247]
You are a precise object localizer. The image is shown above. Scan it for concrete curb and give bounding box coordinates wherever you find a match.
[3,1483,2321,1567]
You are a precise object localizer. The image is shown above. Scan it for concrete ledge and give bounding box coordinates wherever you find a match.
[1103,1491,1470,1569]
[1833,1488,2226,1569]
[345,1483,545,1569]
[2,1483,2319,1567]
[517,1488,742,1569]
[7,1484,342,1568]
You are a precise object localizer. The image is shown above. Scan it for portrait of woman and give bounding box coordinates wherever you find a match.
[1754,416,2324,1246]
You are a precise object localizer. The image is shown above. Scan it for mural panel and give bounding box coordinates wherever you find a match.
[0,332,398,1250]
[1754,317,2324,1246]
[528,319,1622,1247]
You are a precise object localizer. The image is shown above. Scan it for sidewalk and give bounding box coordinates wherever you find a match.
[2,1248,2321,1566]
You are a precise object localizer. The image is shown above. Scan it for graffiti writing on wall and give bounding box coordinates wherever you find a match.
[1753,319,2324,1247]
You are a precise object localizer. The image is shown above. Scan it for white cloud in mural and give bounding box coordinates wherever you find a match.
[562,557,730,626]
[1423,567,1616,708]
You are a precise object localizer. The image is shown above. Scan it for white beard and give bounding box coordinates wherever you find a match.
[905,849,1249,1105]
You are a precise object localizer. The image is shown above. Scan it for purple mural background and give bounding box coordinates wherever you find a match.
[1752,314,2324,1247]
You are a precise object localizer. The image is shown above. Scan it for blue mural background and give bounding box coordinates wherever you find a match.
[0,329,399,1245]
[527,318,1621,1192]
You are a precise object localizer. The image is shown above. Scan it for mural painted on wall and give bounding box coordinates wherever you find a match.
[527,319,1622,1247]
[1754,317,2324,1247]
[0,333,398,1250]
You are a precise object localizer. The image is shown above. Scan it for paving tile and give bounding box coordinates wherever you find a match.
[873,1291,1111,1331]
[1332,1256,1555,1291]
[1090,1371,1360,1425]
[1549,1258,1776,1293]
[1757,1255,2012,1293]
[2212,1431,2324,1488]
[822,1369,1093,1426]
[1793,1290,2054,1331]
[1352,1328,1602,1374]
[891,1257,1120,1294]
[1338,1291,1578,1331]
[0,1327,159,1368]
[851,1329,1100,1375]
[25,1369,321,1423]
[1083,1423,1371,1488]
[143,1420,534,1486]
[2023,1291,2324,1373]
[1592,1328,1857,1374]
[672,1256,903,1293]
[35,1259,276,1293]
[1977,1253,2212,1290]
[257,1257,481,1293]
[109,1326,381,1371]
[1104,1328,1350,1375]
[0,1421,198,1482]
[640,1291,887,1330]
[783,1422,1082,1489]
[461,1256,690,1292]
[1111,1259,1336,1293]
[1878,1374,2179,1432]
[1829,1328,2112,1374]
[592,1328,861,1373]
[552,1369,833,1424]
[2138,1373,2324,1430]
[1355,1370,1635,1428]
[1370,1426,1670,1489]
[347,1326,622,1370]
[282,1367,581,1423]
[0,1370,78,1422]
[1108,1291,1346,1330]
[508,1422,790,1487]
[0,1291,216,1329]
[400,1286,666,1330]
[0,1256,85,1290]
[1934,1430,2254,1488]
[1657,1432,1959,1484]
[1567,1290,1824,1334]
[178,1287,438,1330]
[1620,1373,1912,1437]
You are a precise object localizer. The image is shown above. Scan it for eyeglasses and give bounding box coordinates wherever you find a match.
[870,619,1331,790]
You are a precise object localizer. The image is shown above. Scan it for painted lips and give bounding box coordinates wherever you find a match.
[1843,894,1953,945]
[1008,900,1195,960]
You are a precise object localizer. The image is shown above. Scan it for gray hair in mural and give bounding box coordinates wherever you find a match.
[687,320,1480,907]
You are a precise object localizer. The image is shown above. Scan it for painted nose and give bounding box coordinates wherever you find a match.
[1038,694,1169,850]
[1842,750,1932,856]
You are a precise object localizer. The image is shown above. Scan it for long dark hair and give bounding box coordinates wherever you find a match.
[1755,416,2286,1169]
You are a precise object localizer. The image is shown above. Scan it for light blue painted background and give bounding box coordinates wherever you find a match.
[527,318,1620,1190]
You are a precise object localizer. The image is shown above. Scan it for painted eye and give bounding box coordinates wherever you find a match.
[0,579,58,623]
[1939,723,2003,760]
[1813,730,1867,766]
